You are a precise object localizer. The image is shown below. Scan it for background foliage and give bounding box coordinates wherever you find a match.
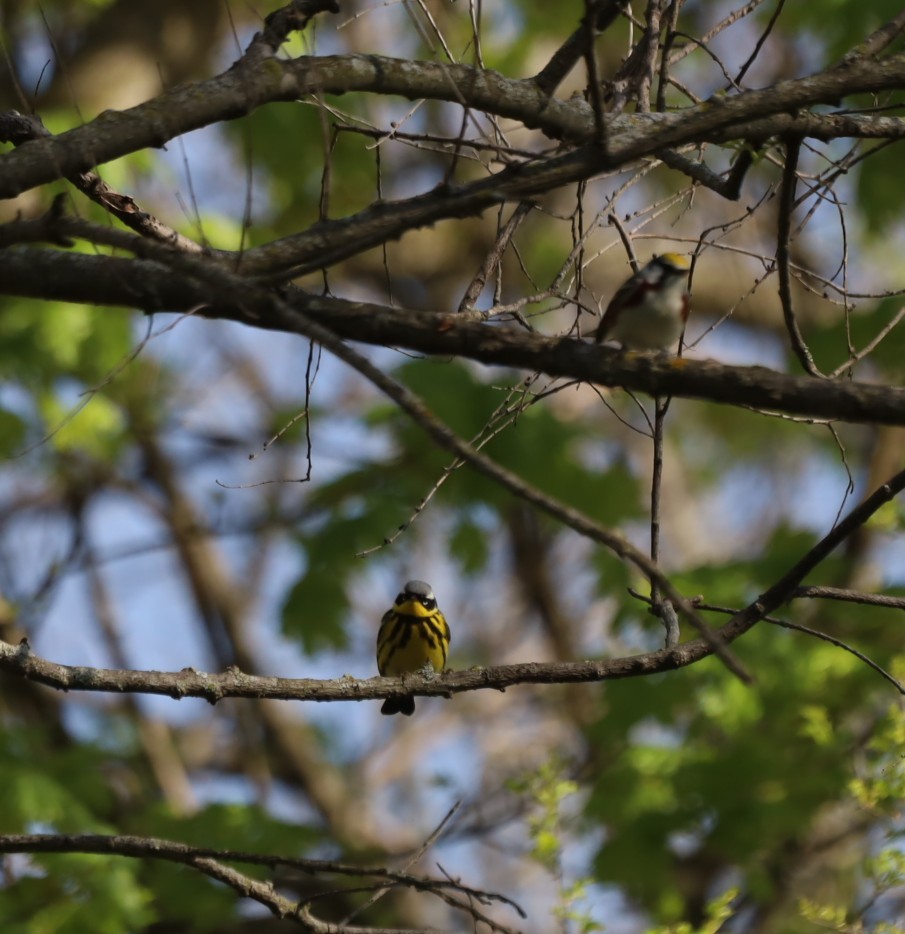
[2,1,905,932]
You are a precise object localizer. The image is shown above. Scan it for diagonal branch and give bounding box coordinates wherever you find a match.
[0,111,207,253]
[844,8,905,61]
[458,201,535,312]
[533,0,630,95]
[717,464,905,643]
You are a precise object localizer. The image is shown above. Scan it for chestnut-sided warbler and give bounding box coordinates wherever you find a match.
[594,253,691,350]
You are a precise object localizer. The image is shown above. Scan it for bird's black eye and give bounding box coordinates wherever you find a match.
[395,592,406,605]
[422,597,436,610]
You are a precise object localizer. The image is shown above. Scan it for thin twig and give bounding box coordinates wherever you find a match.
[458,202,535,312]
[668,0,767,65]
[792,586,905,610]
[734,0,786,85]
[650,395,679,647]
[340,802,463,924]
[829,305,905,379]
[693,600,905,695]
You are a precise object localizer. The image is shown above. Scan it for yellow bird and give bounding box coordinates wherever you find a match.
[376,580,450,716]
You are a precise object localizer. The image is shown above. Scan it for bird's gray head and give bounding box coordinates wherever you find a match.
[403,580,434,600]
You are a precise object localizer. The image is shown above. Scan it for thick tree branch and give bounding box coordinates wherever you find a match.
[5,451,905,705]
[2,106,903,282]
[1,49,905,203]
[4,248,905,428]
[0,637,731,701]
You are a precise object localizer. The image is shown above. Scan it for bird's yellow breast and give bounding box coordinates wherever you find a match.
[377,600,449,676]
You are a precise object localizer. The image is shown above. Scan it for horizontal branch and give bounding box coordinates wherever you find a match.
[0,830,513,934]
[3,461,902,704]
[0,830,440,933]
[0,831,509,901]
[1,47,904,204]
[3,248,905,427]
[0,636,720,704]
[792,585,905,610]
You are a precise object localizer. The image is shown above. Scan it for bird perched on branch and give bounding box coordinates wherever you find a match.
[376,580,450,716]
[595,253,691,350]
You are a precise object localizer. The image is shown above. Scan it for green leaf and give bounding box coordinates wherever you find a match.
[0,408,27,456]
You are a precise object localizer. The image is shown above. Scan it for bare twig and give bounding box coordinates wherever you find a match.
[650,395,678,647]
[459,202,535,312]
[829,305,905,379]
[668,0,768,66]
[714,465,905,646]
[340,803,470,925]
[734,0,786,85]
[792,585,905,610]
[693,601,905,695]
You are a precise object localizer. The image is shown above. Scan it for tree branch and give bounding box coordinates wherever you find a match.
[3,448,903,706]
[4,247,905,428]
[0,636,735,701]
[2,49,905,202]
[3,213,745,675]
[0,831,517,912]
[776,137,822,376]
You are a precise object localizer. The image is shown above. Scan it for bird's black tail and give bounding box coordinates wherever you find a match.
[381,696,415,716]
